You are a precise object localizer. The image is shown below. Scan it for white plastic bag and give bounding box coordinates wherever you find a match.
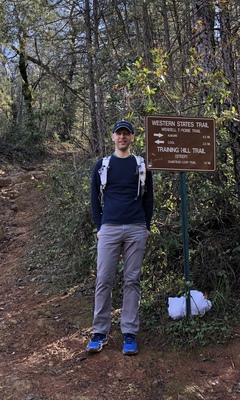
[168,290,212,320]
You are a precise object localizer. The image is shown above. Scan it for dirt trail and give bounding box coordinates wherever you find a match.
[0,154,240,400]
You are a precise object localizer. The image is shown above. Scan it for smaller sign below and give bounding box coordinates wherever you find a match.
[146,115,216,172]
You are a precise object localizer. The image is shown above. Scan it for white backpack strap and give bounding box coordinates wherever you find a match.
[98,156,111,206]
[134,155,146,198]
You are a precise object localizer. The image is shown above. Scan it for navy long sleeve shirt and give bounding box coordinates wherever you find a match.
[91,154,153,231]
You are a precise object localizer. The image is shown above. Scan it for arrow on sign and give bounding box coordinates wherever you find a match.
[155,140,165,144]
[154,133,164,137]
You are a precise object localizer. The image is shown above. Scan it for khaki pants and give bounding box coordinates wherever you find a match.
[92,224,147,335]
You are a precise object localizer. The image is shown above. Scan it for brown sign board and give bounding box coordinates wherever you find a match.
[146,116,216,172]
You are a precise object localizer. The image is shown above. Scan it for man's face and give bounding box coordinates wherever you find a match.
[112,128,134,151]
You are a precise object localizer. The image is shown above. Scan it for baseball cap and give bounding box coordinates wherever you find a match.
[113,121,134,134]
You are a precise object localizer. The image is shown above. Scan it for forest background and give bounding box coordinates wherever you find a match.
[0,0,240,346]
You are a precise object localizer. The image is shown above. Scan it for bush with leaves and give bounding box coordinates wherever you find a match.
[27,153,97,290]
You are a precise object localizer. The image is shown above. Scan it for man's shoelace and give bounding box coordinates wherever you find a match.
[124,334,135,344]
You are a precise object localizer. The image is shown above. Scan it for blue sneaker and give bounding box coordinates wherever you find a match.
[87,333,108,353]
[122,333,138,355]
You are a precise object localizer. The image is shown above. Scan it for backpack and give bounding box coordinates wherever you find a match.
[98,154,146,206]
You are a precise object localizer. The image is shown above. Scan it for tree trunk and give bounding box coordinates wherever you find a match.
[93,0,106,156]
[60,4,78,141]
[194,0,216,73]
[18,30,32,111]
[142,1,154,68]
[194,0,217,115]
[219,1,240,195]
[85,0,101,156]
[18,29,34,134]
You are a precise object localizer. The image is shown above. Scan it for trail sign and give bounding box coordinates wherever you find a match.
[146,115,216,172]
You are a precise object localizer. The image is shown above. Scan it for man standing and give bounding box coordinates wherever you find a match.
[88,120,153,355]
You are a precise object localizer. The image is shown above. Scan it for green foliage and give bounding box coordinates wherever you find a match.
[0,108,47,147]
[166,316,232,349]
[115,49,171,116]
[26,153,97,290]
